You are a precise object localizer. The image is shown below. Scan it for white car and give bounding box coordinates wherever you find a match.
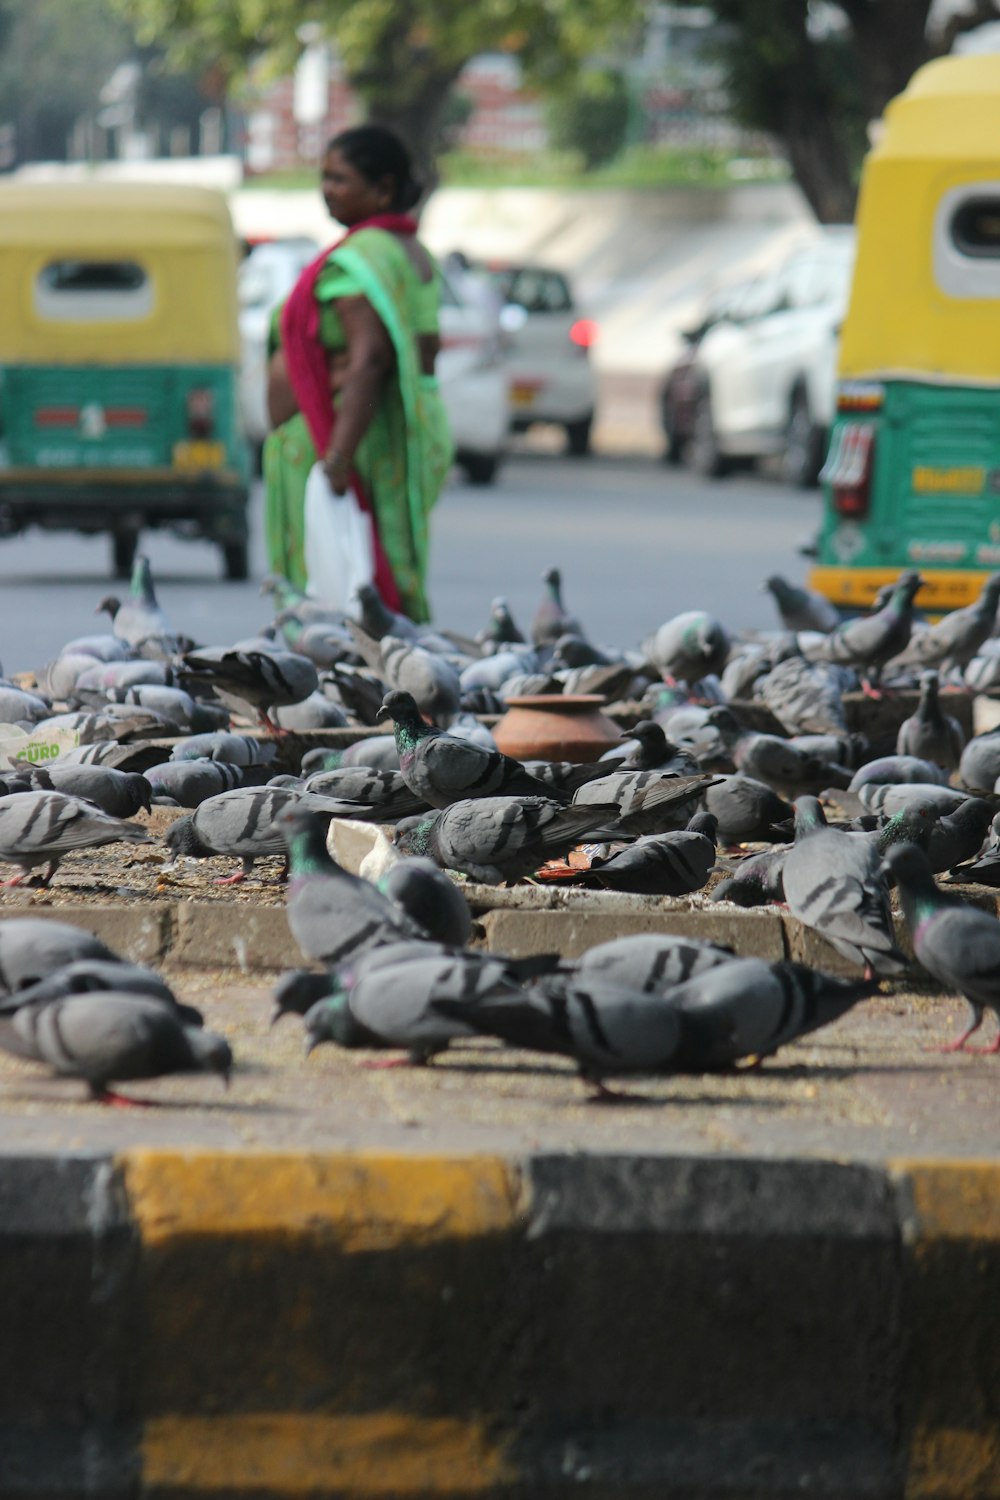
[237,240,507,485]
[684,227,856,486]
[482,263,599,456]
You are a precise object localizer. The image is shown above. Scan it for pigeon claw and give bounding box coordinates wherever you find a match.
[91,1088,153,1109]
[214,872,247,886]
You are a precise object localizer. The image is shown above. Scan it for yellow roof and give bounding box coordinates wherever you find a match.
[875,51,1000,162]
[0,180,236,250]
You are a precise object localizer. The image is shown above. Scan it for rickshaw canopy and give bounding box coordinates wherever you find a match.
[0,181,242,364]
[840,52,1000,385]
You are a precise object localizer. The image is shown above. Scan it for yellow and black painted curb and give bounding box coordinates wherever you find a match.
[1,1150,998,1498]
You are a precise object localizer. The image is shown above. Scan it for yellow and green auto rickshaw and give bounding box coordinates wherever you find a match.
[811,52,1000,614]
[0,181,250,579]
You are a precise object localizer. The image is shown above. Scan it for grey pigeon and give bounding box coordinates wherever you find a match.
[377,689,560,808]
[571,933,735,991]
[926,797,995,874]
[886,841,1000,1051]
[0,959,179,1015]
[805,570,924,689]
[97,554,179,655]
[280,804,427,966]
[783,796,906,976]
[320,663,388,725]
[394,796,622,885]
[349,627,462,726]
[566,820,717,896]
[946,811,1000,887]
[0,918,116,994]
[170,733,279,768]
[0,685,51,725]
[143,758,243,808]
[479,595,526,649]
[0,790,149,885]
[377,858,473,947]
[340,735,402,771]
[531,566,583,647]
[763,574,840,634]
[59,633,131,663]
[848,756,950,792]
[754,650,851,735]
[643,610,730,687]
[703,776,794,845]
[354,582,423,643]
[272,692,349,730]
[303,767,430,822]
[304,950,523,1064]
[27,764,151,818]
[7,993,231,1101]
[572,769,716,837]
[705,707,852,797]
[857,782,970,817]
[711,846,788,906]
[668,958,877,1070]
[71,659,175,705]
[617,721,701,774]
[888,573,1000,674]
[165,785,350,881]
[896,672,965,768]
[958,731,1000,795]
[179,647,318,732]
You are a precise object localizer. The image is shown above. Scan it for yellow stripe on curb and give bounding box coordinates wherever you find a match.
[142,1413,513,1495]
[120,1151,525,1250]
[890,1160,1000,1240]
[905,1428,1000,1500]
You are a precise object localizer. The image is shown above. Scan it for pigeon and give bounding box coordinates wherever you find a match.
[97,554,179,655]
[783,796,906,976]
[479,596,526,649]
[887,573,1000,675]
[26,764,152,818]
[0,685,52,725]
[570,933,735,991]
[947,811,1000,887]
[857,782,969,817]
[711,845,788,906]
[763,574,840,634]
[143,758,244,808]
[565,820,717,896]
[279,804,427,966]
[394,796,623,885]
[170,733,279,768]
[754,650,851,735]
[320,663,387,725]
[71,659,176,706]
[617,721,701,774]
[643,610,730,687]
[702,776,794,845]
[303,950,525,1065]
[272,693,349,731]
[302,767,430,822]
[165,786,344,882]
[885,841,1000,1051]
[377,858,473,947]
[349,627,462,726]
[354,581,424,643]
[895,672,965,768]
[572,769,717,837]
[805,570,924,690]
[377,689,560,808]
[923,797,995,874]
[958,732,1000,795]
[531,567,583,647]
[338,735,402,772]
[432,973,683,1088]
[0,790,149,886]
[0,958,180,1016]
[6,993,231,1102]
[59,633,131,663]
[179,647,319,732]
[705,707,853,797]
[848,756,950,792]
[667,958,878,1070]
[0,918,116,994]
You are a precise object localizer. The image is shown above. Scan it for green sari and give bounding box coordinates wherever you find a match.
[263,228,453,621]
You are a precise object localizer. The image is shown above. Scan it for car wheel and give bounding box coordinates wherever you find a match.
[661,397,683,465]
[461,452,500,486]
[688,392,731,478]
[111,530,138,580]
[221,540,249,581]
[783,389,825,488]
[565,414,594,457]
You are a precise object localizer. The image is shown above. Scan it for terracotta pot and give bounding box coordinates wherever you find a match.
[493,694,621,763]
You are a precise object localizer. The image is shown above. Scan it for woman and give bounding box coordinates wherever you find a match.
[264,126,452,620]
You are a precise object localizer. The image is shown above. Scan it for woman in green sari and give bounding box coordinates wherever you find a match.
[264,125,453,621]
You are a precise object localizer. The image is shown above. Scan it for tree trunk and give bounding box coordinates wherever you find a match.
[780,95,859,222]
[362,65,464,198]
[844,0,934,124]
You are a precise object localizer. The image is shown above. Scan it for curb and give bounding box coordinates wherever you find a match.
[1,1150,998,1498]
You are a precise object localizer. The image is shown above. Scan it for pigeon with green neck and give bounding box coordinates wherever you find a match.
[377,689,562,808]
[805,569,924,695]
[394,795,622,885]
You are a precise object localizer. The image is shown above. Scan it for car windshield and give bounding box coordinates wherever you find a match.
[485,266,573,314]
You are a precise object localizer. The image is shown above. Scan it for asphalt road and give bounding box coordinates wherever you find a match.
[0,450,821,673]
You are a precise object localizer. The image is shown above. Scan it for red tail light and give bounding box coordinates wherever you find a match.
[186,387,215,439]
[821,422,875,520]
[569,318,598,349]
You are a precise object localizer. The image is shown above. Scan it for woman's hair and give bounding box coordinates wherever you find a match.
[326,125,422,211]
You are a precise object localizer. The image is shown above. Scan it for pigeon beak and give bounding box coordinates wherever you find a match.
[221,1068,231,1091]
[375,707,390,724]
[304,1034,319,1058]
[269,1005,284,1029]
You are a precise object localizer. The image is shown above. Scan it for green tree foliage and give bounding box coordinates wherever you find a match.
[0,0,131,163]
[113,0,643,184]
[547,68,630,170]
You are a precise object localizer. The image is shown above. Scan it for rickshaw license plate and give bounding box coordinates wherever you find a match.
[510,382,541,408]
[172,439,225,471]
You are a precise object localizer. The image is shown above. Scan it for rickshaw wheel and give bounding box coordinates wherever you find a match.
[222,540,249,582]
[111,531,138,580]
[783,389,824,488]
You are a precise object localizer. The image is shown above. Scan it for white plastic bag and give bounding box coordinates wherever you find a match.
[303,462,374,611]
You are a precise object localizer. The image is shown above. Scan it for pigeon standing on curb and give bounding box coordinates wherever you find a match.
[0,791,149,886]
[895,672,965,768]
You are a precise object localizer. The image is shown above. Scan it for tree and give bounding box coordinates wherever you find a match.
[547,68,630,170]
[113,0,644,186]
[684,0,1000,222]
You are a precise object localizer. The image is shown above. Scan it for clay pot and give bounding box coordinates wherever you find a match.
[493,694,621,763]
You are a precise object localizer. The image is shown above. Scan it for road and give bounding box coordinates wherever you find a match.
[0,451,822,672]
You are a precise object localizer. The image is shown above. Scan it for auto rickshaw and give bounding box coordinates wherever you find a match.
[0,181,250,579]
[810,52,1000,613]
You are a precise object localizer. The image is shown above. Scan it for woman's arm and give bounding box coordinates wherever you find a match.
[266,348,299,428]
[323,294,395,494]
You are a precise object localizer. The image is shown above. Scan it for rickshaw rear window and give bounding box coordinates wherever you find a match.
[951,200,1000,258]
[34,259,153,321]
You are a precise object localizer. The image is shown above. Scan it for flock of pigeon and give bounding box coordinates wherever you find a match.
[2,557,1000,1103]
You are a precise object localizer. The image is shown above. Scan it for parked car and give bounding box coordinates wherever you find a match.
[659,278,759,466]
[673,228,856,486]
[480,262,599,456]
[237,241,508,485]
